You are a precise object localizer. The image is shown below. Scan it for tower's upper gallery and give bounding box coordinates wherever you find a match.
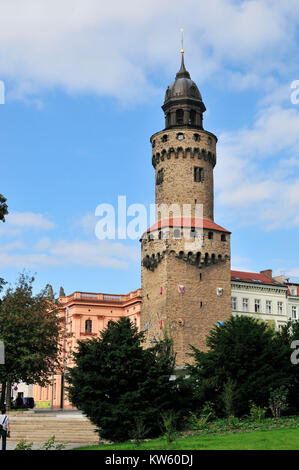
[162,53,206,130]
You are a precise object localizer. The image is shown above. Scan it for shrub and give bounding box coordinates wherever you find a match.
[269,386,288,418]
[160,410,178,444]
[248,401,267,422]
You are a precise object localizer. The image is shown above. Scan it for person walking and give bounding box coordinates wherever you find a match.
[0,408,10,451]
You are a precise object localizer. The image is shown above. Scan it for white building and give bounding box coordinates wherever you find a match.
[231,269,288,330]
[285,282,299,321]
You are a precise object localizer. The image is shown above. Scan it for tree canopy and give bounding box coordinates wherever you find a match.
[0,274,63,391]
[67,317,178,442]
[0,194,8,222]
[186,315,291,416]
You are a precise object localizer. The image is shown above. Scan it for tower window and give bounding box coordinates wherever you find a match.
[208,136,212,146]
[173,229,181,239]
[221,234,226,242]
[190,110,196,125]
[166,113,171,127]
[193,133,200,142]
[156,168,164,185]
[161,134,168,143]
[208,231,213,240]
[85,320,92,334]
[176,133,184,141]
[152,139,156,148]
[176,109,184,125]
[194,166,204,182]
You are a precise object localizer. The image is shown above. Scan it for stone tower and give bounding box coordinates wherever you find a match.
[140,53,231,366]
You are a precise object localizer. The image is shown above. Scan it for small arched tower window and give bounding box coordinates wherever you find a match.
[166,113,171,127]
[85,319,92,334]
[176,109,184,125]
[190,110,196,125]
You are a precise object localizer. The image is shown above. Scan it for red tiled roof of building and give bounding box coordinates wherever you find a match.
[145,218,230,234]
[231,270,286,286]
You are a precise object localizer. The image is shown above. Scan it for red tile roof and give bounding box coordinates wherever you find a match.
[231,270,285,286]
[145,217,230,234]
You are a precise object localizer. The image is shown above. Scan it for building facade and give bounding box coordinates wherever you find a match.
[33,289,141,409]
[231,269,288,330]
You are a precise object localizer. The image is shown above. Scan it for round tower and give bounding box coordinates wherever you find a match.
[140,52,232,365]
[151,53,216,221]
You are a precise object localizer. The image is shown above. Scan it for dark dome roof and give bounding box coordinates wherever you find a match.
[164,54,203,105]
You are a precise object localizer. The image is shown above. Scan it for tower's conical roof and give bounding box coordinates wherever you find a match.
[164,52,204,106]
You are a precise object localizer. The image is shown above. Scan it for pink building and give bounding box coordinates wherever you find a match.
[33,289,141,409]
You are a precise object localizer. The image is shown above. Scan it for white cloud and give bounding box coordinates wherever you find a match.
[0,238,139,269]
[4,212,54,229]
[215,103,299,229]
[0,0,299,103]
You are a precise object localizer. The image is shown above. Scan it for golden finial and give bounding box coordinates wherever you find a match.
[180,28,184,54]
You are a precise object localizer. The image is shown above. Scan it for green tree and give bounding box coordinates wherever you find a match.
[67,318,177,442]
[0,194,8,222]
[187,316,290,417]
[0,273,63,407]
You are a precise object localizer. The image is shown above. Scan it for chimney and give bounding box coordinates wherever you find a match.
[260,269,272,279]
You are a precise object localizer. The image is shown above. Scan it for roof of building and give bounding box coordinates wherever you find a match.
[231,270,286,287]
[145,217,230,235]
[163,52,206,112]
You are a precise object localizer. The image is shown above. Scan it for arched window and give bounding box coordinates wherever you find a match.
[166,113,171,127]
[190,110,196,125]
[176,109,184,125]
[85,319,92,334]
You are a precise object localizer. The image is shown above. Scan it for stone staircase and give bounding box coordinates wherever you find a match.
[7,411,100,445]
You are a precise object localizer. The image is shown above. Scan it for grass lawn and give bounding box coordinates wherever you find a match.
[75,426,299,450]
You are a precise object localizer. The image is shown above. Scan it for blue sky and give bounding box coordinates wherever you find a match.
[1,0,299,296]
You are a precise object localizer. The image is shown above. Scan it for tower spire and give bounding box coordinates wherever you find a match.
[180,27,184,54]
[176,28,190,79]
